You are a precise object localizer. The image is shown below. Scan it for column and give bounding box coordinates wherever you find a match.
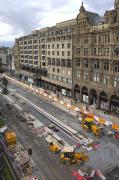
[71,87,75,99]
[96,95,100,109]
[109,60,113,88]
[80,88,83,102]
[108,98,111,113]
[89,59,93,81]
[88,91,91,105]
[80,58,83,80]
[99,60,103,83]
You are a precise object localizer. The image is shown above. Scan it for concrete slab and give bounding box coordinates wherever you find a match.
[86,142,119,171]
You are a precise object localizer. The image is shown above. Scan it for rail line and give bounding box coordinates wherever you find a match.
[0,94,49,180]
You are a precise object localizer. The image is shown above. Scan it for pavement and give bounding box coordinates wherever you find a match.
[39,85,119,124]
[8,83,85,132]
[53,98,119,125]
[7,82,119,142]
[85,142,119,171]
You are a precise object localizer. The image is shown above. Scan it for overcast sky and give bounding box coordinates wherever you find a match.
[0,0,114,47]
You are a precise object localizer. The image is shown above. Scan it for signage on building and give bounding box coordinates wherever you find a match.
[83,95,88,103]
[62,89,66,96]
[28,77,33,84]
[90,24,110,31]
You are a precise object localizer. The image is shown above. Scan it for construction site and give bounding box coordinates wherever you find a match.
[0,75,119,180]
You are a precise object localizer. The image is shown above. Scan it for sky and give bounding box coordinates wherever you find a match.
[0,0,114,47]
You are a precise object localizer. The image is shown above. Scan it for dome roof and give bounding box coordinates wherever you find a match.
[80,2,85,12]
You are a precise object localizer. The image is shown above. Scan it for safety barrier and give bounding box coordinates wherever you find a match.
[4,75,119,131]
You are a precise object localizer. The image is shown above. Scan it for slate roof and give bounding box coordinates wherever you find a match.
[86,11,101,24]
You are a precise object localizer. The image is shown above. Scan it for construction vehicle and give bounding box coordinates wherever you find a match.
[82,117,103,136]
[91,125,102,136]
[4,131,16,146]
[49,142,60,153]
[61,146,88,165]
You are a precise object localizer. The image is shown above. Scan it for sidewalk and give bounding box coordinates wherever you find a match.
[93,107,119,124]
[52,100,78,117]
[44,88,119,124]
[76,102,119,124]
[52,98,119,124]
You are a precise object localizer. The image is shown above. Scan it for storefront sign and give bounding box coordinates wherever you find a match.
[62,89,66,96]
[28,78,33,84]
[83,95,88,103]
[90,23,110,31]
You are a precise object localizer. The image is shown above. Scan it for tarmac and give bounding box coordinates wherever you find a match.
[1,75,119,179]
[45,92,119,125]
[4,74,119,125]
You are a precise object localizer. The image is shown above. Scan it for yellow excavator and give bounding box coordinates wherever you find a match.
[4,131,16,147]
[49,142,61,153]
[82,117,102,136]
[60,146,89,165]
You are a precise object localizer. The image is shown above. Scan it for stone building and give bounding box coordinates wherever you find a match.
[73,1,119,114]
[15,19,76,96]
[12,39,20,74]
[14,28,48,85]
[0,47,12,73]
[41,19,76,97]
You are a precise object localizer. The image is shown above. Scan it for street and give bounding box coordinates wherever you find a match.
[0,81,119,179]
[0,94,76,180]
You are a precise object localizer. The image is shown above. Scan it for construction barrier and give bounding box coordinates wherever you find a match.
[75,107,80,112]
[54,98,58,102]
[49,95,52,99]
[99,118,106,125]
[43,93,47,97]
[112,124,119,131]
[60,100,64,105]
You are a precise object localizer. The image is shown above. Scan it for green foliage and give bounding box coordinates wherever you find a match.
[3,154,14,180]
[1,77,9,95]
[2,87,8,95]
[0,117,5,127]
[0,144,14,180]
[2,77,8,88]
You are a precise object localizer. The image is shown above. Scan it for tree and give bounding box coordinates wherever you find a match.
[0,58,4,73]
[2,77,8,87]
[2,88,8,95]
[0,117,5,128]
[2,77,8,95]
